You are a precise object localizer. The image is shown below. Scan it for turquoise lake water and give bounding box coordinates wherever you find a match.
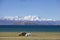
[0,25,60,32]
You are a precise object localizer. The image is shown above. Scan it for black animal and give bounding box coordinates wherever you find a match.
[19,32,26,36]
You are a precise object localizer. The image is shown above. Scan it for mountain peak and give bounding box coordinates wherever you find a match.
[23,15,40,21]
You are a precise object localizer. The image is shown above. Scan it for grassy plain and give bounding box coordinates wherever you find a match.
[0,32,60,40]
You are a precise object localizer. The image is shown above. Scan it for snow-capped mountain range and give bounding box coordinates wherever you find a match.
[0,16,60,25]
[0,16,54,21]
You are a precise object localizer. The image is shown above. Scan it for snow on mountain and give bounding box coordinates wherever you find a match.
[23,16,40,21]
[0,16,21,20]
[0,16,60,25]
[0,16,54,21]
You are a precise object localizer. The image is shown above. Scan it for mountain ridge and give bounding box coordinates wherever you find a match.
[0,16,60,25]
[0,16,54,21]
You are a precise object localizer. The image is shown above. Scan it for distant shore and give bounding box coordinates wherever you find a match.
[0,32,60,40]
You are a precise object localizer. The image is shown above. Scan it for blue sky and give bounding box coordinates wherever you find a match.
[0,0,60,20]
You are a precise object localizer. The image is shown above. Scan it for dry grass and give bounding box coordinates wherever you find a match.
[0,32,60,40]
